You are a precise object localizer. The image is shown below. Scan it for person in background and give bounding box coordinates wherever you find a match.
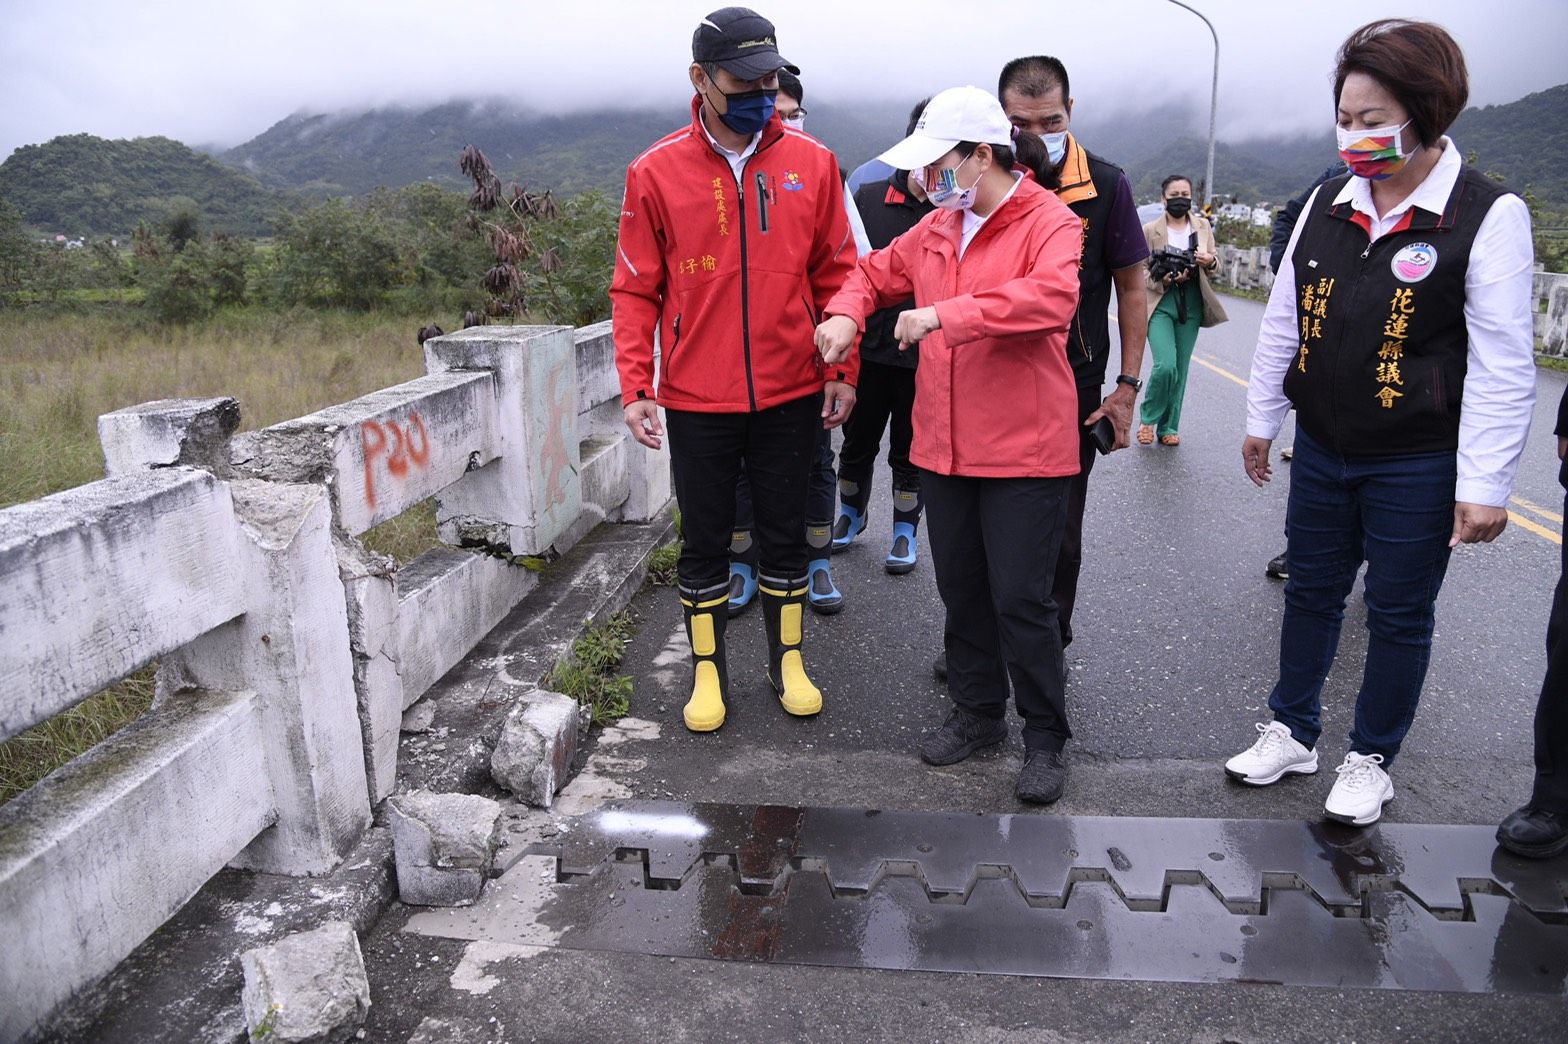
[1137,174,1227,447]
[831,98,934,573]
[727,67,854,617]
[613,6,856,734]
[816,86,1083,804]
[998,54,1150,661]
[1496,384,1568,858]
[1263,158,1349,582]
[1229,19,1536,826]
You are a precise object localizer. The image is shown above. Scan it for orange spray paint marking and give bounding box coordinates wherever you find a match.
[362,421,388,509]
[361,411,432,510]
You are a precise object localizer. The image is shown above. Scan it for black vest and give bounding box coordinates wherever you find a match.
[1059,146,1132,387]
[852,173,935,369]
[1283,166,1511,457]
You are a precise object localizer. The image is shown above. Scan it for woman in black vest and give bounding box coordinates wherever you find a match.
[1225,20,1537,826]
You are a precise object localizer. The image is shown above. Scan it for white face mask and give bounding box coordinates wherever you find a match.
[1042,131,1068,166]
[927,153,981,211]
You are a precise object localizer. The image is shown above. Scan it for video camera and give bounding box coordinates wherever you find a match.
[1147,245,1197,283]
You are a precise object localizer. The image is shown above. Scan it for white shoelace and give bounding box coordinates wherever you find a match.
[1249,721,1291,755]
[1334,751,1386,791]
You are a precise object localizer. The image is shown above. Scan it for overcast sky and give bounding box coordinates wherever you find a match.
[3,0,1564,160]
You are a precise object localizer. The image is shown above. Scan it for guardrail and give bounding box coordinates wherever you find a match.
[0,322,670,1041]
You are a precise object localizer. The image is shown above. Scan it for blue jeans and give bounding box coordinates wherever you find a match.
[1268,429,1456,764]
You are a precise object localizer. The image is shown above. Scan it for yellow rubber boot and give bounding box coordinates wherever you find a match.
[679,582,730,732]
[760,574,823,717]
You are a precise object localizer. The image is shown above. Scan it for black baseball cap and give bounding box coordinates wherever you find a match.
[692,7,799,81]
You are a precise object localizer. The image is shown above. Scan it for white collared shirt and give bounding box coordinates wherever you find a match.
[1246,137,1537,506]
[699,115,760,187]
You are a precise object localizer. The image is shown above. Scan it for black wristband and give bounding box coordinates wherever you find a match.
[1115,374,1143,392]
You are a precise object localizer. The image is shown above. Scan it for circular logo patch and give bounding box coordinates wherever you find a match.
[1391,242,1437,283]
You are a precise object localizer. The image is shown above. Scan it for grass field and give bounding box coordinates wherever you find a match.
[0,304,454,803]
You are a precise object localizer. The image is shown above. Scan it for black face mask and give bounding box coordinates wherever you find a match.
[1165,197,1192,218]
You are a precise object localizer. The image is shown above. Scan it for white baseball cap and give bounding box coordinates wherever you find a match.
[877,85,1015,170]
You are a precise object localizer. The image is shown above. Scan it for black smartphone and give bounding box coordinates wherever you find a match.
[1090,415,1116,455]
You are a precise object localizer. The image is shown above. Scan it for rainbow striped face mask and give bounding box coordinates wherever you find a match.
[1336,119,1415,181]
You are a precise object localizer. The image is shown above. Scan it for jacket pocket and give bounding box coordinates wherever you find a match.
[801,295,824,377]
[1431,363,1447,417]
[665,313,683,376]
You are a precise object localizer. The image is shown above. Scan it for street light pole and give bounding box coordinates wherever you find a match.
[1167,0,1218,205]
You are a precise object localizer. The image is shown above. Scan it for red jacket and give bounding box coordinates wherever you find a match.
[612,98,857,413]
[824,176,1083,477]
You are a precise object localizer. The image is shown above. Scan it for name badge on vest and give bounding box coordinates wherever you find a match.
[1391,242,1437,283]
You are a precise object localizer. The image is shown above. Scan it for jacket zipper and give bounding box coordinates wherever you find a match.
[737,166,757,411]
[711,134,782,414]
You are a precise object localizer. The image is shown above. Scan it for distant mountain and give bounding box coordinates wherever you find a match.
[219,87,1563,211]
[222,98,915,199]
[0,133,287,237]
[217,97,1343,207]
[1450,84,1568,209]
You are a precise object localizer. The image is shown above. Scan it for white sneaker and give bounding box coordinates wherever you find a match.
[1225,721,1319,785]
[1324,752,1394,826]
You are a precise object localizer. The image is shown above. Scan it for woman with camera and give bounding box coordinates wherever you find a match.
[1229,20,1536,826]
[1137,175,1227,447]
[813,86,1084,804]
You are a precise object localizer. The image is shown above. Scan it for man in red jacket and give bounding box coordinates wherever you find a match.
[612,6,857,734]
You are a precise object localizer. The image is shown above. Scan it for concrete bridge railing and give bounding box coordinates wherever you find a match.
[0,322,670,1041]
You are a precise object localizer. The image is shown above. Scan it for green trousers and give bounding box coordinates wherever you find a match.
[1140,280,1202,437]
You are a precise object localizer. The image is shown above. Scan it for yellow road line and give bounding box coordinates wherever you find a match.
[1511,495,1564,524]
[1192,354,1249,389]
[1508,510,1563,545]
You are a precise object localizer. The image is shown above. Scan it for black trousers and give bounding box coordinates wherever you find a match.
[1051,384,1102,648]
[667,393,822,590]
[1532,488,1568,812]
[923,469,1072,751]
[733,423,836,530]
[838,359,919,491]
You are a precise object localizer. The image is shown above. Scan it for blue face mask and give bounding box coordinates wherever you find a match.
[1043,131,1068,166]
[710,84,777,136]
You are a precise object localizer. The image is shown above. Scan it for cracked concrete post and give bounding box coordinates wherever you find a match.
[240,921,370,1043]
[336,537,402,803]
[1546,283,1568,356]
[157,480,372,874]
[98,397,240,478]
[423,326,582,556]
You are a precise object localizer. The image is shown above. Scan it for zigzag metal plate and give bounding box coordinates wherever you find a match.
[403,801,1568,993]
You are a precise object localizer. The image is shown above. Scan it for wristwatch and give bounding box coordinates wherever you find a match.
[1115,374,1143,392]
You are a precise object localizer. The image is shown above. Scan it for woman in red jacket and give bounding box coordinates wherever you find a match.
[815,86,1084,804]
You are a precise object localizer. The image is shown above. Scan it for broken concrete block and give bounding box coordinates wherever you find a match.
[401,699,437,734]
[98,396,240,478]
[239,921,369,1043]
[490,690,581,808]
[385,791,503,907]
